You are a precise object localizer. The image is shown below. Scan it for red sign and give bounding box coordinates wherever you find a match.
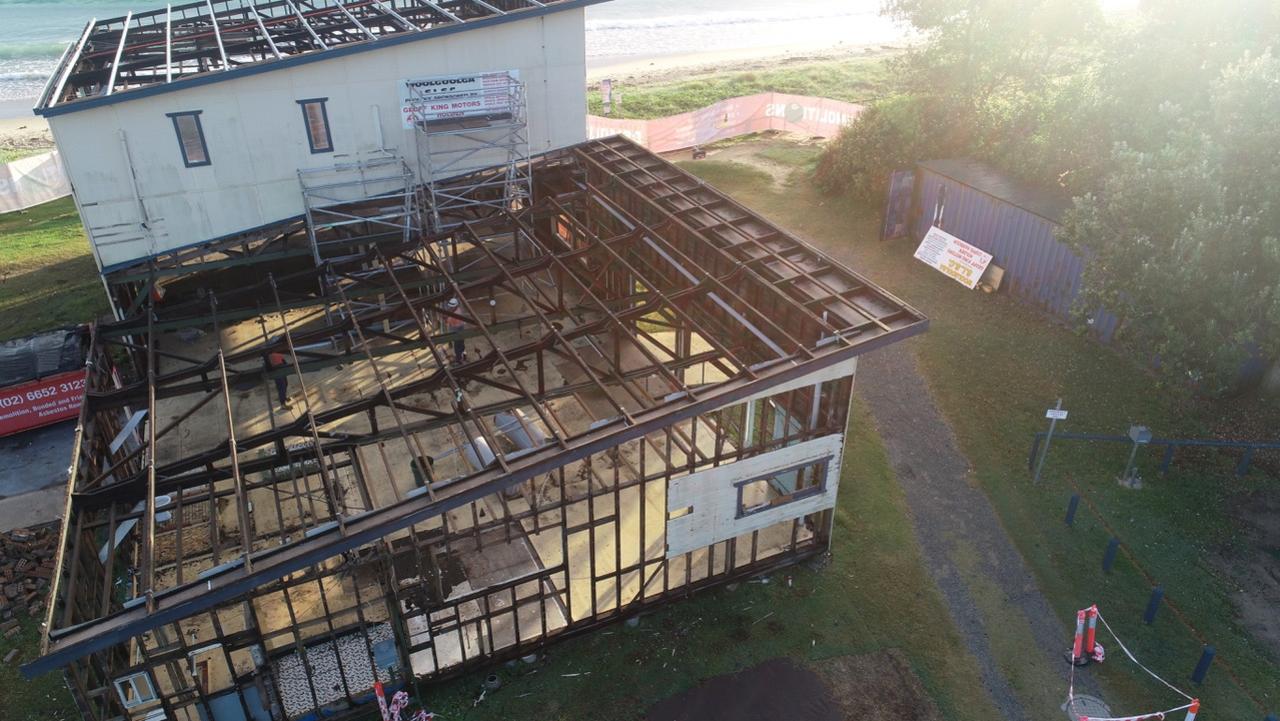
[0,369,86,437]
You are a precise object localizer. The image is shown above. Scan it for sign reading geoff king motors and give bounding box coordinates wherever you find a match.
[0,369,86,437]
[913,226,994,290]
[400,70,519,128]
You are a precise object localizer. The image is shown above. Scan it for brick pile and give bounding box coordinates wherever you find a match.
[1,524,58,639]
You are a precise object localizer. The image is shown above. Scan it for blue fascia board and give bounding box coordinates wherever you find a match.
[36,0,612,119]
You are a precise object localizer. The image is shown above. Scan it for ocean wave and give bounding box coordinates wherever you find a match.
[0,71,51,81]
[586,8,879,32]
[0,42,69,61]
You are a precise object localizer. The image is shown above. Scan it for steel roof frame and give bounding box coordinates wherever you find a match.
[35,0,610,115]
[23,137,927,680]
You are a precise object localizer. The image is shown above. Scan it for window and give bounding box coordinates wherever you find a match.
[297,98,333,153]
[167,111,210,167]
[735,458,830,518]
[114,671,158,709]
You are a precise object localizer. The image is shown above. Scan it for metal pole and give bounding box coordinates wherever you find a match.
[1123,441,1141,482]
[1033,398,1063,483]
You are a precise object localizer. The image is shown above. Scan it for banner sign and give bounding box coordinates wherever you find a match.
[587,93,865,153]
[399,70,518,128]
[0,151,72,214]
[914,225,994,289]
[0,369,86,437]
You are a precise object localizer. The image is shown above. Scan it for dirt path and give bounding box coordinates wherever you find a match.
[857,340,1099,721]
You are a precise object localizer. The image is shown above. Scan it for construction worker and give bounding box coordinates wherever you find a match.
[266,344,290,408]
[444,297,466,365]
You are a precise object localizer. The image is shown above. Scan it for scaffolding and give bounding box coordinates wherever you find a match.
[414,73,532,232]
[299,154,418,266]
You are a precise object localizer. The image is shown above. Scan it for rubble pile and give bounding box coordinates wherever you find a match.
[0,524,58,635]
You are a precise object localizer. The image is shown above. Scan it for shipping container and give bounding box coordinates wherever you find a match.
[909,158,1118,341]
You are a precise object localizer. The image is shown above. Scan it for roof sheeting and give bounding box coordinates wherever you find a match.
[36,0,609,116]
[918,158,1072,224]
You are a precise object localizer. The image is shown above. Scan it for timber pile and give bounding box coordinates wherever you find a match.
[0,524,58,635]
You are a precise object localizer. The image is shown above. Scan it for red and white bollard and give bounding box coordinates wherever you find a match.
[1185,699,1200,721]
[1067,605,1102,666]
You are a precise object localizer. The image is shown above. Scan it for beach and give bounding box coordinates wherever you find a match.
[0,98,52,158]
[586,42,908,85]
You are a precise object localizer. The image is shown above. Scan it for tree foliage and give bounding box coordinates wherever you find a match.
[817,0,1280,390]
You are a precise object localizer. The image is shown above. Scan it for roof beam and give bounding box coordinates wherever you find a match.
[103,12,133,96]
[333,0,377,40]
[45,18,95,106]
[368,0,418,30]
[164,5,173,82]
[247,0,283,58]
[284,0,328,48]
[204,0,230,69]
[421,0,463,23]
[468,0,506,15]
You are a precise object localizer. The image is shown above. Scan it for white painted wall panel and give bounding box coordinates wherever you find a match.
[665,434,845,558]
[738,357,858,407]
[47,9,588,271]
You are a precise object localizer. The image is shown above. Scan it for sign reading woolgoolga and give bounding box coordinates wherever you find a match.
[399,70,520,128]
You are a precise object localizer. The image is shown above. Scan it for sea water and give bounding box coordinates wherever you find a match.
[586,0,904,66]
[0,0,903,103]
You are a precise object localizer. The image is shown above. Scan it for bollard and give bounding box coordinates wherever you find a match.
[1144,586,1164,625]
[1191,645,1215,684]
[1065,495,1080,527]
[1236,447,1254,476]
[1102,538,1120,573]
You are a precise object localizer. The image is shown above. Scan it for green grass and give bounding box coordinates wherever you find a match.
[0,616,80,721]
[587,55,894,119]
[421,401,1000,721]
[673,144,1280,719]
[0,196,108,340]
[0,146,52,164]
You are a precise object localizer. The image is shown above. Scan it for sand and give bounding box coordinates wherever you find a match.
[587,41,908,85]
[0,99,53,157]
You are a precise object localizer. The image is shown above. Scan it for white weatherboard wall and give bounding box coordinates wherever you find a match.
[665,433,845,558]
[47,9,587,272]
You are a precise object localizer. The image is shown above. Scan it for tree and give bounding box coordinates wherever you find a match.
[1060,53,1280,391]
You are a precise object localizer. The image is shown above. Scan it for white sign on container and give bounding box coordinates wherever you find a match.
[399,70,519,128]
[913,225,994,290]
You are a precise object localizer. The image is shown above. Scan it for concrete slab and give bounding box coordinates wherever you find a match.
[0,484,66,533]
[0,419,74,497]
[0,420,73,531]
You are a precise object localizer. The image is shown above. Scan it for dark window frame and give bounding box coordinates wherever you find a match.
[296,97,334,154]
[733,456,832,519]
[166,110,211,168]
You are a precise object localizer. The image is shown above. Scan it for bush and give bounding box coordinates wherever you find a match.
[814,95,972,206]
